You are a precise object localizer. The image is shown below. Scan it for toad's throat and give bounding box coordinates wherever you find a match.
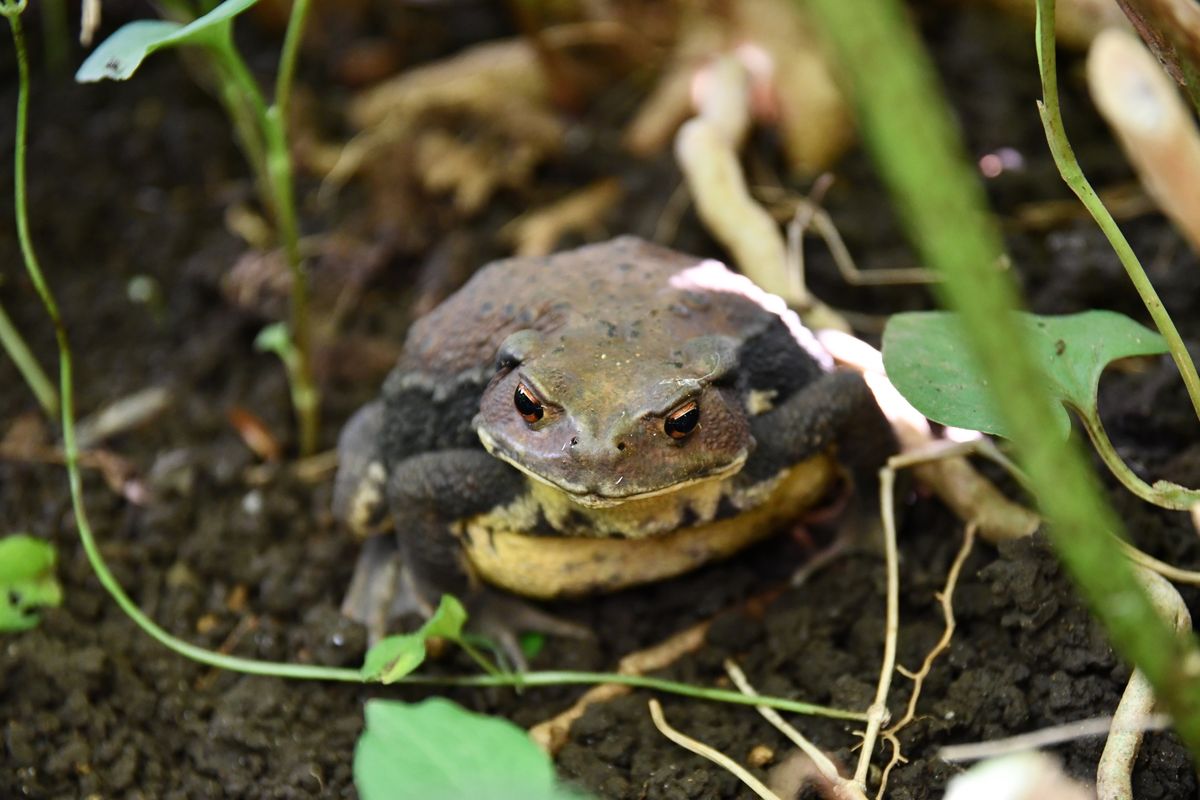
[476,428,748,508]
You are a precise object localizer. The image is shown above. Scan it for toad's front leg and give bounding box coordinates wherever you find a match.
[743,369,894,482]
[346,447,588,665]
[740,369,896,547]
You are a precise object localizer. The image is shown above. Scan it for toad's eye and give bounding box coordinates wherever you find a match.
[664,400,699,439]
[514,382,544,423]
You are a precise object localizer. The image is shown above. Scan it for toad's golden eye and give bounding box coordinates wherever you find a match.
[664,400,699,439]
[514,382,544,423]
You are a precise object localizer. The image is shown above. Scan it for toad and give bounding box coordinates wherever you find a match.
[334,236,892,655]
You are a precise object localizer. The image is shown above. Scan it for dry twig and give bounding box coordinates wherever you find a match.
[529,622,709,753]
[939,714,1170,762]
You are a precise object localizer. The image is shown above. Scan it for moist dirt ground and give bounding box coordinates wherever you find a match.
[3,2,1200,799]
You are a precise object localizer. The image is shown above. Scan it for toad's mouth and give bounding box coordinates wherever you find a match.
[476,428,748,509]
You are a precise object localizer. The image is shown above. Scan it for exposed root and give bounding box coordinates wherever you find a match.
[851,465,901,791]
[888,523,977,734]
[873,524,977,798]
[648,698,783,800]
[725,659,867,800]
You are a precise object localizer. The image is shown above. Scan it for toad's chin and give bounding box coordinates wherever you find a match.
[475,428,747,508]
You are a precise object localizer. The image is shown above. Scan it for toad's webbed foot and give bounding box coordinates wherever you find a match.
[341,535,590,669]
[461,587,592,671]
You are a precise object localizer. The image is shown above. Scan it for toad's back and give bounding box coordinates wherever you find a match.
[399,236,810,379]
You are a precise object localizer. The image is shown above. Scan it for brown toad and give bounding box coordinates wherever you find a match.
[334,237,891,653]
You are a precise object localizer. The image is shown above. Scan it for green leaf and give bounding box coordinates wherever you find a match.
[882,310,1168,439]
[0,535,63,632]
[253,321,293,357]
[421,595,467,642]
[75,0,259,83]
[360,631,428,684]
[360,595,469,683]
[354,698,590,800]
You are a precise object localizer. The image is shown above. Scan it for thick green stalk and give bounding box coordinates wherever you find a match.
[804,0,1200,759]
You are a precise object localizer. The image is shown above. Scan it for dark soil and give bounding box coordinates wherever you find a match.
[3,2,1200,799]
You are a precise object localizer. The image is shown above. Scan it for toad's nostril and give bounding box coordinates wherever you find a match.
[616,442,626,451]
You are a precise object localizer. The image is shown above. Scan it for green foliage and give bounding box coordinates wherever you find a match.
[883,310,1167,439]
[355,698,589,800]
[0,534,62,631]
[360,596,468,683]
[75,0,258,82]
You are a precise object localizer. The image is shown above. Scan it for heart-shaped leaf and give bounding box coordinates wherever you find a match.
[882,310,1167,439]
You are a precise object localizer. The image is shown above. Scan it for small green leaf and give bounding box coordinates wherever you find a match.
[354,698,590,800]
[361,632,428,684]
[421,595,467,642]
[76,0,259,83]
[253,321,293,357]
[882,310,1168,439]
[0,535,62,632]
[360,595,469,683]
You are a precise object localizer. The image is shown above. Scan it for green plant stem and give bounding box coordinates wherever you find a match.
[263,107,318,456]
[273,0,310,124]
[1077,409,1200,510]
[0,298,58,416]
[1034,8,1200,423]
[804,0,1200,760]
[399,672,869,721]
[2,2,56,423]
[211,57,273,218]
[265,0,317,456]
[209,23,319,455]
